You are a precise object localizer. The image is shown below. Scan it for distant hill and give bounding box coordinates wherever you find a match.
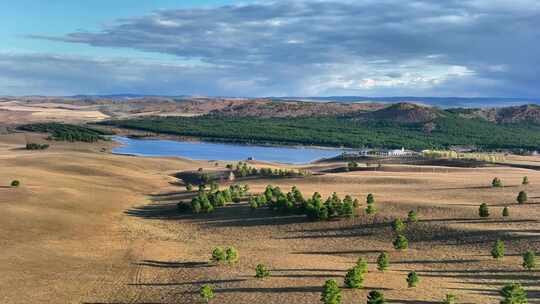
[450,104,540,124]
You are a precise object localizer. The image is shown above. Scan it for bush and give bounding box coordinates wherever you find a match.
[503,207,510,217]
[255,264,270,278]
[365,204,376,215]
[26,143,49,150]
[491,239,505,259]
[200,284,214,303]
[443,294,457,304]
[500,282,527,304]
[407,210,418,223]
[377,252,389,271]
[356,257,369,274]
[392,219,406,233]
[517,191,528,204]
[321,279,342,304]
[492,177,503,187]
[225,247,239,264]
[406,271,419,288]
[367,290,385,304]
[522,176,529,185]
[186,183,194,191]
[479,203,490,218]
[11,180,20,187]
[393,235,409,250]
[211,247,226,263]
[522,250,537,270]
[344,266,364,289]
[367,193,375,205]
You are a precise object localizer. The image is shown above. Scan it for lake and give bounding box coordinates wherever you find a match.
[112,136,346,164]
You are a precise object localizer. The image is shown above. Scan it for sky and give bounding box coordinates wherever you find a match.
[0,0,539,98]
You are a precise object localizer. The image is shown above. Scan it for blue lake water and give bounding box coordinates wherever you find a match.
[112,136,346,164]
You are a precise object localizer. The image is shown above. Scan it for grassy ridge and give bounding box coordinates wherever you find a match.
[19,123,112,143]
[100,115,540,150]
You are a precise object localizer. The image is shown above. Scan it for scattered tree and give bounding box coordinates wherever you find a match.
[225,247,239,264]
[522,250,537,270]
[392,219,406,233]
[393,235,409,250]
[443,294,457,304]
[211,247,226,263]
[491,239,505,259]
[377,252,389,271]
[503,207,510,217]
[255,264,271,278]
[407,210,418,223]
[492,177,503,187]
[479,203,490,218]
[321,279,342,304]
[522,176,529,185]
[200,284,214,303]
[500,282,527,304]
[10,180,20,187]
[367,290,386,304]
[406,271,419,288]
[517,191,528,204]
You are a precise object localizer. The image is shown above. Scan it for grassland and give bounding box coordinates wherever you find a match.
[1,132,539,304]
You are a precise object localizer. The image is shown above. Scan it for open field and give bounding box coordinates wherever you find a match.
[1,133,540,303]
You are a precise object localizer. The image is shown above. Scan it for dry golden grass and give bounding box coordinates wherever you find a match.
[1,133,539,304]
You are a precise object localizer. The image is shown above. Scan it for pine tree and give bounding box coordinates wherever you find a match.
[367,193,375,205]
[186,183,194,191]
[255,264,271,278]
[491,239,505,259]
[321,279,342,304]
[365,203,376,215]
[407,210,418,223]
[443,294,457,304]
[406,271,419,288]
[503,207,510,217]
[356,257,369,274]
[522,250,537,270]
[344,266,364,289]
[517,191,528,204]
[500,283,527,304]
[200,284,214,303]
[393,235,409,250]
[377,252,389,271]
[392,219,406,233]
[225,247,239,264]
[479,203,490,218]
[522,176,529,185]
[492,177,503,187]
[367,290,385,304]
[211,247,226,263]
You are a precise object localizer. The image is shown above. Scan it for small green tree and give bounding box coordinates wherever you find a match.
[443,294,457,304]
[10,180,20,187]
[200,284,214,303]
[211,247,226,263]
[522,250,537,270]
[367,193,375,205]
[367,290,385,304]
[365,203,376,215]
[491,239,505,259]
[500,282,527,304]
[356,257,369,274]
[186,183,194,191]
[377,252,389,271]
[407,210,418,223]
[393,235,409,250]
[503,207,510,217]
[522,176,529,185]
[492,177,503,187]
[225,247,239,264]
[344,266,364,289]
[321,279,341,304]
[406,271,419,288]
[479,203,490,218]
[392,219,406,233]
[517,191,528,204]
[255,264,270,278]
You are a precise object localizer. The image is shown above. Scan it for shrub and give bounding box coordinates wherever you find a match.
[517,191,528,204]
[443,294,457,304]
[479,203,490,218]
[500,282,527,304]
[26,143,49,150]
[392,219,406,233]
[503,207,510,217]
[225,247,239,264]
[344,266,364,289]
[393,235,409,250]
[211,247,226,263]
[522,176,529,185]
[365,204,376,215]
[321,279,342,304]
[200,284,214,303]
[491,239,505,259]
[10,180,20,187]
[406,271,419,288]
[367,193,375,205]
[249,197,259,211]
[367,290,385,304]
[356,258,369,274]
[186,183,194,191]
[492,177,503,187]
[407,210,418,223]
[255,264,270,278]
[377,252,389,271]
[522,250,537,270]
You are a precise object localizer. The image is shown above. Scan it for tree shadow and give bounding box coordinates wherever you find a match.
[128,278,246,287]
[134,260,210,269]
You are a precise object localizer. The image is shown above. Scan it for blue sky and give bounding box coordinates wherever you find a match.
[0,0,539,98]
